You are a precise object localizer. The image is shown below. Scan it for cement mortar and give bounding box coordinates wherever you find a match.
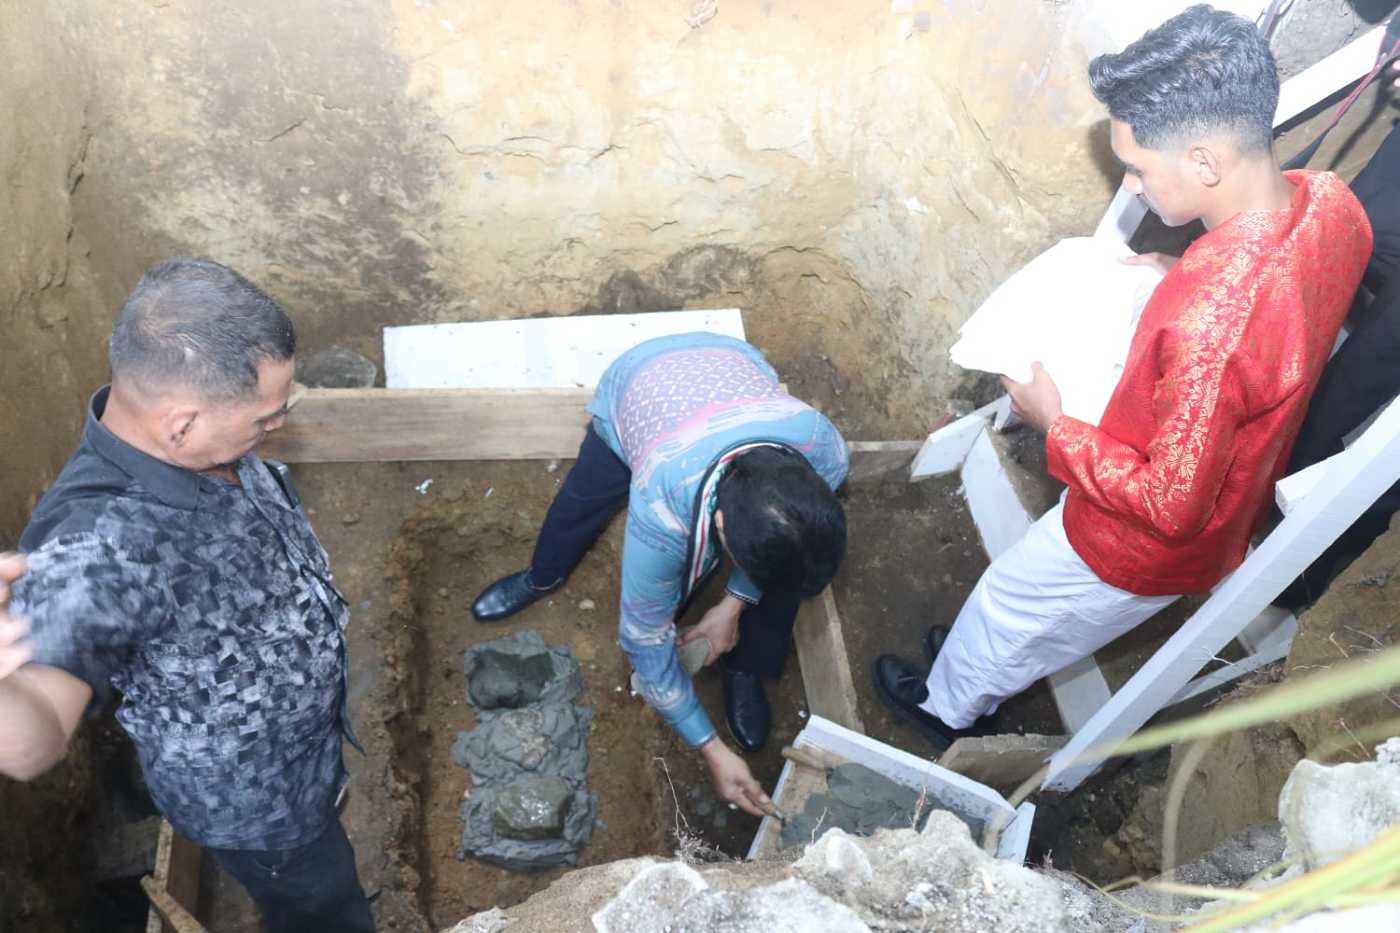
[452,705,592,785]
[455,632,596,871]
[463,630,583,711]
[777,762,984,851]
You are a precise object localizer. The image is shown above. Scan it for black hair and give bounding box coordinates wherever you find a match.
[1088,4,1278,154]
[716,447,847,598]
[109,258,296,399]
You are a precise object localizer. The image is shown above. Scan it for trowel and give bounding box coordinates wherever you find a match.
[760,799,788,828]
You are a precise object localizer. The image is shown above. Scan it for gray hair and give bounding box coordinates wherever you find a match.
[109,258,296,399]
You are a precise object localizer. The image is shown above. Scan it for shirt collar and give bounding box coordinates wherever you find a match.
[84,386,204,511]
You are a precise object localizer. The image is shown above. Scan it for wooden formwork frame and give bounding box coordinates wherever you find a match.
[143,819,205,933]
[257,387,911,740]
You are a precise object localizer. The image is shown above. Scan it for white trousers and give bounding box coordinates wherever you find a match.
[922,502,1179,729]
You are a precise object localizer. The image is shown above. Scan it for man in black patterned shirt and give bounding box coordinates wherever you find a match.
[0,259,374,932]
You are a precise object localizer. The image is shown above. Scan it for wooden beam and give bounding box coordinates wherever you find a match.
[793,588,865,733]
[141,876,209,933]
[938,734,1068,795]
[262,387,923,474]
[1043,394,1400,792]
[145,820,202,933]
[259,387,594,462]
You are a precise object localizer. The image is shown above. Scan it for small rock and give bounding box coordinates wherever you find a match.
[794,827,874,885]
[493,776,574,840]
[578,599,596,611]
[341,513,361,525]
[592,861,708,933]
[676,630,711,676]
[438,587,449,598]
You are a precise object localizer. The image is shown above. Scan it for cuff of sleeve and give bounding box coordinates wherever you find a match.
[725,568,762,605]
[673,706,718,748]
[1044,414,1083,487]
[724,587,759,606]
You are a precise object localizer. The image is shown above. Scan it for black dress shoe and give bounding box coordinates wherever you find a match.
[873,654,957,753]
[924,625,951,665]
[721,665,771,753]
[919,627,1000,736]
[471,570,561,622]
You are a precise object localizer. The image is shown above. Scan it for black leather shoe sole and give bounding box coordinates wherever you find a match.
[471,570,560,622]
[873,655,953,753]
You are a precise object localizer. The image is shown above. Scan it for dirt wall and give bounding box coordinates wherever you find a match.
[0,3,110,546]
[53,0,1134,440]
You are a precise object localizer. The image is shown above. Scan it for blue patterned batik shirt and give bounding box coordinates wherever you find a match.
[587,333,849,748]
[11,387,354,851]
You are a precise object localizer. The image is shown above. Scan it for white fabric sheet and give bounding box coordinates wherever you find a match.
[922,502,1179,728]
[949,237,1164,426]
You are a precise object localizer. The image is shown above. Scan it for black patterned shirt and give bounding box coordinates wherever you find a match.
[12,387,353,851]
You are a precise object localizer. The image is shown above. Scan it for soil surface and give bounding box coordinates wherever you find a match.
[203,423,1248,928]
[835,472,1064,750]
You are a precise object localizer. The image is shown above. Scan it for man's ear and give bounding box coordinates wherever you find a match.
[1188,143,1224,187]
[162,406,199,448]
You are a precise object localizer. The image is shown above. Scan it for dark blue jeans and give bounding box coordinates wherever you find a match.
[208,818,374,933]
[530,424,800,678]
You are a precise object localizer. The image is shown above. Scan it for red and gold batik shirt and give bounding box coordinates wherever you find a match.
[1047,170,1372,595]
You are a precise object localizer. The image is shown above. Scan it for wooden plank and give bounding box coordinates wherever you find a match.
[845,440,923,484]
[145,820,202,933]
[259,387,594,462]
[383,309,746,389]
[792,588,865,733]
[263,387,922,471]
[937,734,1068,796]
[141,876,209,933]
[1043,394,1400,792]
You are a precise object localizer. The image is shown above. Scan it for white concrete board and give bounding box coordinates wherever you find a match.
[1277,454,1336,514]
[747,716,1030,862]
[383,309,746,389]
[961,429,1033,560]
[1275,26,1386,127]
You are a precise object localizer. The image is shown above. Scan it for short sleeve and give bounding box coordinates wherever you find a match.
[10,534,173,712]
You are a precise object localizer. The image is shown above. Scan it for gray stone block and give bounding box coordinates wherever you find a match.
[493,776,574,840]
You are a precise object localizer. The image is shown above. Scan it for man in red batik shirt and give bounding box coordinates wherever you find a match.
[876,4,1373,750]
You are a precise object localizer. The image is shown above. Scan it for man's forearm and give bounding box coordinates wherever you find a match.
[0,671,75,781]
